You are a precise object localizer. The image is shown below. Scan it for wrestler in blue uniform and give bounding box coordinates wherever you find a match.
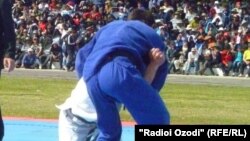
[75,20,170,141]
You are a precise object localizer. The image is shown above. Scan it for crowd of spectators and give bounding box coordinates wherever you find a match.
[12,0,250,77]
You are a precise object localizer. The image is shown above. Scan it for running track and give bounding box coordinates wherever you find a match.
[2,69,250,87]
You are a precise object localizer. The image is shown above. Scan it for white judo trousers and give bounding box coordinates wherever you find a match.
[57,78,98,141]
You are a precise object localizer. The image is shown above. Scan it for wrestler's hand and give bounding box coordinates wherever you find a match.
[144,48,165,84]
[3,57,15,72]
[148,48,165,68]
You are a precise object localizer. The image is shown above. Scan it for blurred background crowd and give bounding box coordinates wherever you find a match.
[12,0,250,77]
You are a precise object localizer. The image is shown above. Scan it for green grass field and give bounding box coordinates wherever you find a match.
[0,76,249,124]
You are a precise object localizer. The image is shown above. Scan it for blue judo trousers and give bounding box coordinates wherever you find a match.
[75,20,170,141]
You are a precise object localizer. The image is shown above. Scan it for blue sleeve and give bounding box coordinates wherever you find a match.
[150,36,168,92]
[75,36,96,79]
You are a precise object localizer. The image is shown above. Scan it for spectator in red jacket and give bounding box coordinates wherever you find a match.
[220,47,233,76]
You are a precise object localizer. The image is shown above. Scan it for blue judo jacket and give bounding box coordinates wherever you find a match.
[75,20,168,91]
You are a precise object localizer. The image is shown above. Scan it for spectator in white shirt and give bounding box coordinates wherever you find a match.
[185,47,199,75]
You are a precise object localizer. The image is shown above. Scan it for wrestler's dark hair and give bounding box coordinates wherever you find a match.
[127,9,155,27]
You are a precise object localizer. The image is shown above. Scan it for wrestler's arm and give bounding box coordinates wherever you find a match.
[144,48,165,84]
